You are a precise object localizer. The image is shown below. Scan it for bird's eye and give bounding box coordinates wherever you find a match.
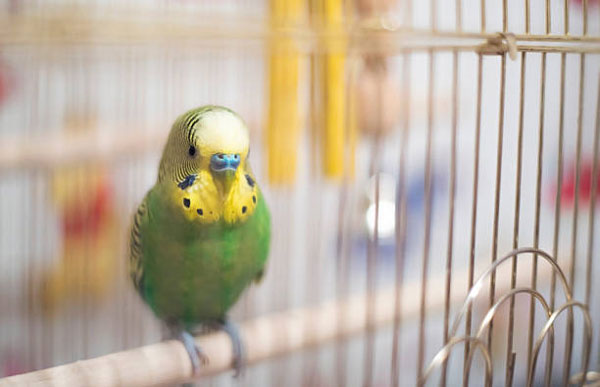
[188,146,196,157]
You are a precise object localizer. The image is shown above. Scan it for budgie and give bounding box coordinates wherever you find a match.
[129,106,271,375]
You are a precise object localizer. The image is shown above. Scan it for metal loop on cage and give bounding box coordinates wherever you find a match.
[463,288,554,379]
[449,248,571,338]
[420,336,493,387]
[528,301,593,387]
[479,32,518,60]
[474,287,552,339]
[499,32,518,60]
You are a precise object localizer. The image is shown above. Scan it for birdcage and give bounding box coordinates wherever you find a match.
[0,1,599,386]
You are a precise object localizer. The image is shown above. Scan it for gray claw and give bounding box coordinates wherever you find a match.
[219,318,246,377]
[178,330,209,374]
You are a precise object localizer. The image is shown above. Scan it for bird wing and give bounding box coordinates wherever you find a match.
[129,194,150,295]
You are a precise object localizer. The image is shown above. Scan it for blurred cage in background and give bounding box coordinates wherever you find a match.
[0,0,599,386]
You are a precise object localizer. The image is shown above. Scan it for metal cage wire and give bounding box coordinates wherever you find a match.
[0,0,598,386]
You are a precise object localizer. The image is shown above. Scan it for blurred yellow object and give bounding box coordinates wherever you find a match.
[322,0,344,178]
[345,56,358,178]
[314,0,353,178]
[266,0,304,184]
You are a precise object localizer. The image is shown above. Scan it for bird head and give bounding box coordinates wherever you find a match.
[158,106,250,192]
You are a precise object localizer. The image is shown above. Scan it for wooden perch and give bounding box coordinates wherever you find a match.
[0,261,546,386]
[0,288,392,386]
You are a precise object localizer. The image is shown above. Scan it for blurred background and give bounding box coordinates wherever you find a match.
[0,0,599,386]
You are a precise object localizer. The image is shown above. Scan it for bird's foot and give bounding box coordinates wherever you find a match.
[177,329,209,375]
[217,318,245,377]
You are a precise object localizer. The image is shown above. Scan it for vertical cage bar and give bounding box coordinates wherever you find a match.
[440,1,461,384]
[455,0,462,31]
[502,0,507,33]
[586,78,600,367]
[540,5,552,383]
[538,52,553,387]
[362,37,384,386]
[545,0,551,35]
[304,3,324,381]
[33,168,45,370]
[334,187,349,386]
[417,0,438,382]
[579,18,594,375]
[40,55,53,370]
[554,2,569,384]
[465,3,486,382]
[595,4,600,375]
[564,49,586,387]
[564,0,569,36]
[463,52,483,387]
[416,48,435,387]
[24,53,38,373]
[334,184,349,386]
[391,52,411,387]
[66,55,75,364]
[334,47,357,387]
[83,56,93,360]
[550,48,567,387]
[582,0,587,36]
[505,47,527,387]
[363,138,381,387]
[524,0,530,34]
[488,49,507,354]
[528,50,546,378]
[480,0,486,32]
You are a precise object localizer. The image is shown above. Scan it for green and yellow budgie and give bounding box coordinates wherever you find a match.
[129,106,271,374]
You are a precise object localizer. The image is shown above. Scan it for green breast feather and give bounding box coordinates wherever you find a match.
[129,174,270,327]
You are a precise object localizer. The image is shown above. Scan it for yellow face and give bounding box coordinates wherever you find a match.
[160,106,259,225]
[158,106,250,183]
